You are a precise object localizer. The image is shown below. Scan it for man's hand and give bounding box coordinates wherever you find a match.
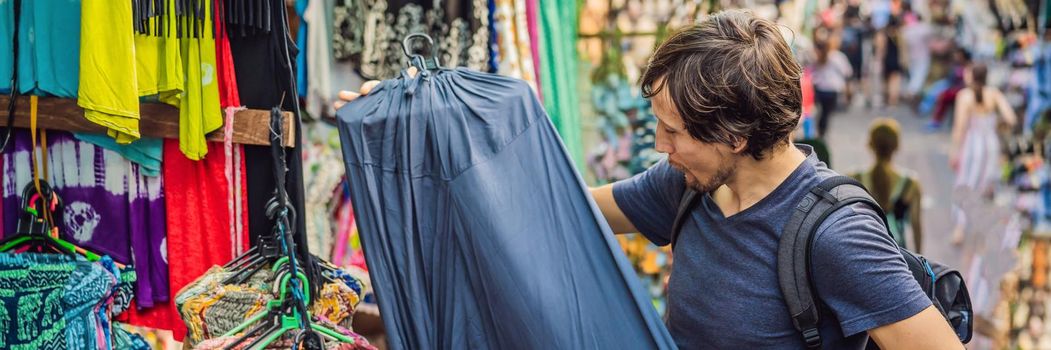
[333,80,381,110]
[333,67,418,110]
[867,305,964,349]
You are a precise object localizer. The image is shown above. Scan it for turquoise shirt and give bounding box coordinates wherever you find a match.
[0,0,81,97]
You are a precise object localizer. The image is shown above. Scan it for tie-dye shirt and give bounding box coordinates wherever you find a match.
[1,131,170,308]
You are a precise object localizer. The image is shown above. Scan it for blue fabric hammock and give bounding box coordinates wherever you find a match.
[336,68,674,349]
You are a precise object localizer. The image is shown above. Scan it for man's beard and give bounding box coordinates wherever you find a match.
[678,161,735,194]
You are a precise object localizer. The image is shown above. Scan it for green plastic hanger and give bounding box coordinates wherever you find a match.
[221,269,356,349]
[0,182,104,263]
[0,235,101,261]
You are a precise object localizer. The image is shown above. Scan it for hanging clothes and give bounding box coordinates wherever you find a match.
[176,1,224,160]
[525,0,542,98]
[73,0,181,175]
[175,264,366,347]
[336,69,675,349]
[215,0,242,108]
[296,0,310,100]
[0,253,145,350]
[193,317,376,350]
[538,0,584,169]
[227,0,313,286]
[303,123,346,260]
[1,131,170,309]
[77,0,221,159]
[78,0,141,143]
[72,135,164,177]
[0,0,81,97]
[331,0,492,80]
[493,0,540,92]
[214,0,250,259]
[118,140,249,339]
[304,0,338,119]
[133,1,185,109]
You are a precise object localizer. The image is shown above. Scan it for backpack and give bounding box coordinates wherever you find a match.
[669,176,972,348]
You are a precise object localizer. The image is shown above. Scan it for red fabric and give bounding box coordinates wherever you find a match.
[118,141,249,340]
[214,0,241,108]
[525,0,542,101]
[801,68,815,117]
[119,1,252,337]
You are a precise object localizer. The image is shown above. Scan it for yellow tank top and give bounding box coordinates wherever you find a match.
[78,0,140,143]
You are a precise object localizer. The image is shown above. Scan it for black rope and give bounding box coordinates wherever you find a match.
[1,0,22,154]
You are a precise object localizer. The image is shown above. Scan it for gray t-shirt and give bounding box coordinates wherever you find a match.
[612,146,931,349]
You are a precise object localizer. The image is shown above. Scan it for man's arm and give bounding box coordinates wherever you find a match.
[590,185,638,234]
[868,305,963,349]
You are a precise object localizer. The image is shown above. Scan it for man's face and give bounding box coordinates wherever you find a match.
[651,87,739,193]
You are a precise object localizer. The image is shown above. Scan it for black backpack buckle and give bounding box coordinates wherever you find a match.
[803,328,822,349]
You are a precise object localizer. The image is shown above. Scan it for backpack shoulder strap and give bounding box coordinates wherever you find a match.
[778,175,889,349]
[890,174,912,204]
[670,188,702,249]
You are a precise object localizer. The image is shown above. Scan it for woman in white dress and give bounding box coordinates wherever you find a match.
[950,63,1017,195]
[949,63,1016,244]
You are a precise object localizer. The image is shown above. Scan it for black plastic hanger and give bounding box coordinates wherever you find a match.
[402,33,443,73]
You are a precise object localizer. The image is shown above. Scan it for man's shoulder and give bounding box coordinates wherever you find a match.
[805,166,889,243]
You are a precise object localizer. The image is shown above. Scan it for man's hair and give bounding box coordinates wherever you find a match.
[640,9,802,160]
[869,117,900,160]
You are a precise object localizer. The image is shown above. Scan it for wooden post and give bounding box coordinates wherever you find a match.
[0,96,296,147]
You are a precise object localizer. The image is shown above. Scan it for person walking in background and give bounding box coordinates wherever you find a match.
[851,118,923,252]
[810,39,853,138]
[875,17,905,107]
[949,63,1016,244]
[928,48,971,130]
[951,63,1017,195]
[901,4,932,102]
[839,0,866,106]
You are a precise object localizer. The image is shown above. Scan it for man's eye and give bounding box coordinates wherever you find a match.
[664,128,676,134]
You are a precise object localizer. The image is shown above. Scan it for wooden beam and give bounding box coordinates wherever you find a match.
[0,96,296,147]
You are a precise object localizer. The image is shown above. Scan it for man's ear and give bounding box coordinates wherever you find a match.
[731,138,748,154]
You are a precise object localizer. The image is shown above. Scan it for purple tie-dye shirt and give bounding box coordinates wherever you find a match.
[1,131,170,307]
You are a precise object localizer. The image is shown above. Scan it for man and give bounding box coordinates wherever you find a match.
[338,9,961,350]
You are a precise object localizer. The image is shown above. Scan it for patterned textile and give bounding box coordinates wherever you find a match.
[1,131,170,308]
[112,324,152,350]
[176,268,275,346]
[112,267,138,316]
[332,0,491,80]
[176,264,364,347]
[302,124,346,260]
[0,253,128,350]
[0,253,77,350]
[62,256,118,350]
[193,317,376,350]
[493,0,538,91]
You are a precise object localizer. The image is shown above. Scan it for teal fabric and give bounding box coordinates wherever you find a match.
[0,253,119,350]
[74,134,164,177]
[0,0,81,97]
[539,0,584,169]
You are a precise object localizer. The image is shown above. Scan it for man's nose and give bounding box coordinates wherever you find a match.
[654,129,672,154]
